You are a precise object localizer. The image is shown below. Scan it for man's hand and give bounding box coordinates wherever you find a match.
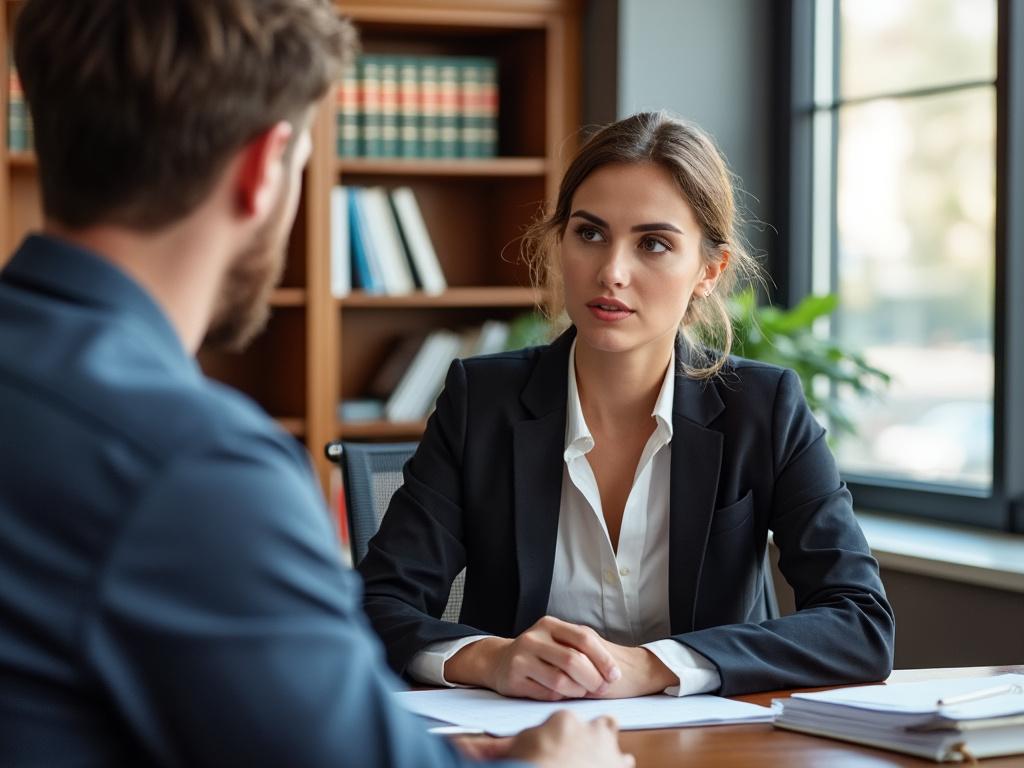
[506,712,635,768]
[444,616,621,700]
[451,735,513,761]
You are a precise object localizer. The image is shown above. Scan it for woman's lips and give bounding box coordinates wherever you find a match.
[587,299,634,322]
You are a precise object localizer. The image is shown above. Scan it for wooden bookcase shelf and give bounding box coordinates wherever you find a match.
[0,0,582,495]
[270,288,307,307]
[276,417,308,437]
[339,286,540,309]
[338,420,426,440]
[337,157,547,177]
[7,151,34,169]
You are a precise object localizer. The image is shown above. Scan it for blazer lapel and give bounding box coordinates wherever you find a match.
[511,328,574,634]
[668,344,726,634]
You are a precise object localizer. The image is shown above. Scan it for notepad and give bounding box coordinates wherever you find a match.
[773,673,1024,762]
[396,688,774,737]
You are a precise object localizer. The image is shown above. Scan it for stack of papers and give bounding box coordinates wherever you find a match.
[774,673,1024,762]
[396,688,774,737]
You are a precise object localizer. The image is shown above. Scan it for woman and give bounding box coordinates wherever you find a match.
[358,112,894,701]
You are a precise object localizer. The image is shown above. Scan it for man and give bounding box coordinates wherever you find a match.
[0,2,633,766]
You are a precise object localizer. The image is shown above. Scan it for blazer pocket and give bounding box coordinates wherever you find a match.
[708,489,754,536]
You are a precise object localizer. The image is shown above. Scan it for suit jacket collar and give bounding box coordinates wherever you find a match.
[512,327,727,634]
[666,339,728,633]
[511,328,572,632]
[3,234,194,373]
[520,326,726,426]
[519,326,576,418]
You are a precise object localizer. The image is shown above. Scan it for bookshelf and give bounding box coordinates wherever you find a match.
[336,0,581,466]
[0,0,582,492]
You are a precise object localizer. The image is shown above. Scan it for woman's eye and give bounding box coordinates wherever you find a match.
[640,237,669,253]
[577,226,605,243]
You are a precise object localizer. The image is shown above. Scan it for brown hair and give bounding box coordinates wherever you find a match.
[14,0,357,230]
[522,111,764,378]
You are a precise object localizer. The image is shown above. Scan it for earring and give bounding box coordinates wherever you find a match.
[704,287,714,298]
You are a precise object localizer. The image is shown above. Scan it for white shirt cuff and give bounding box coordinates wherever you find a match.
[406,635,492,687]
[642,639,721,696]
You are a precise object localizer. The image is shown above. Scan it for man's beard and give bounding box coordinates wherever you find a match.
[203,206,289,352]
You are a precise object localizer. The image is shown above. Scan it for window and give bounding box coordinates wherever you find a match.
[782,0,1024,529]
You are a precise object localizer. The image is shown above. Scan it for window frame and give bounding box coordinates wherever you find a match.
[776,0,1024,532]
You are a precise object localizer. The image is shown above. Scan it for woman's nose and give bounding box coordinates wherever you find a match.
[596,243,630,288]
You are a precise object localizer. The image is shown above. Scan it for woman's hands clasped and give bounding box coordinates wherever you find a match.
[444,616,678,701]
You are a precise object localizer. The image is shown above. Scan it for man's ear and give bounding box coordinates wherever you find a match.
[235,121,294,219]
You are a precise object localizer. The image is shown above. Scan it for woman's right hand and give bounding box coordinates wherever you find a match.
[444,616,622,700]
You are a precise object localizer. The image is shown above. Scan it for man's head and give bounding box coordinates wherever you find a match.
[14,0,356,349]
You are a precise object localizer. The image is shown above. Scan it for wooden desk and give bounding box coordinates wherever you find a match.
[619,666,1024,767]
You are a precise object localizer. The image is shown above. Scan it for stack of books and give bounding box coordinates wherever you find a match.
[7,64,33,152]
[330,185,446,297]
[774,673,1024,762]
[338,53,498,159]
[339,320,511,424]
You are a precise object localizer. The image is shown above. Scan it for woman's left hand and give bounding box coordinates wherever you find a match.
[585,641,678,699]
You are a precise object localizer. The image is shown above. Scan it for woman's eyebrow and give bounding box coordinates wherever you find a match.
[570,209,683,235]
[631,222,683,234]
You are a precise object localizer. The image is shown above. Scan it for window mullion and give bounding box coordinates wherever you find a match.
[995,0,1024,530]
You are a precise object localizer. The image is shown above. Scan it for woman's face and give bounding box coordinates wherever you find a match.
[560,161,723,358]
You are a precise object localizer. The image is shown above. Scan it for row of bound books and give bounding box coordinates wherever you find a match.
[339,321,511,423]
[337,54,498,160]
[7,67,33,151]
[330,185,446,297]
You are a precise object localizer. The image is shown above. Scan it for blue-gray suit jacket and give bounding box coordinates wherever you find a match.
[359,328,895,695]
[0,235,489,767]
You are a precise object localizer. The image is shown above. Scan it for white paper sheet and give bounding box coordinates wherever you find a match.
[395,688,775,737]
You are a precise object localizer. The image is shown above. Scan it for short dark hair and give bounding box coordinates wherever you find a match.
[14,0,356,230]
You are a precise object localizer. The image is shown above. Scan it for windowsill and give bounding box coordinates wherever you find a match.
[855,511,1024,594]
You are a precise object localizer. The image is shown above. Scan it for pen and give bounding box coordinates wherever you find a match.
[936,683,1023,707]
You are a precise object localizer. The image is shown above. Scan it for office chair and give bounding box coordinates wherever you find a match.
[325,440,465,623]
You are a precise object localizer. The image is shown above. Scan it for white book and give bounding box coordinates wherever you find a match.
[471,320,509,357]
[385,330,461,421]
[410,332,462,419]
[329,185,350,297]
[359,187,416,295]
[390,186,447,294]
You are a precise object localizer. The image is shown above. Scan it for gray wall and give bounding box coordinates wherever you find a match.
[616,0,775,258]
[771,551,1024,668]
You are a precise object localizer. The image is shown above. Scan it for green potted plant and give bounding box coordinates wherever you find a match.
[728,287,890,439]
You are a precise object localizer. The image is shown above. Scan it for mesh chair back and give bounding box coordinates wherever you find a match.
[330,441,465,624]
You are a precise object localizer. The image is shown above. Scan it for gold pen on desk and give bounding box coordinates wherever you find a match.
[936,683,1023,707]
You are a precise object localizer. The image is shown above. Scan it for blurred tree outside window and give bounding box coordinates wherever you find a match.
[813,0,997,490]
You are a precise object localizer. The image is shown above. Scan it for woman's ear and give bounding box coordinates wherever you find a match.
[697,249,730,297]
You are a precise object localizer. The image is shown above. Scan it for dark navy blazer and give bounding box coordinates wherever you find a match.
[359,328,896,696]
[0,235,486,767]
